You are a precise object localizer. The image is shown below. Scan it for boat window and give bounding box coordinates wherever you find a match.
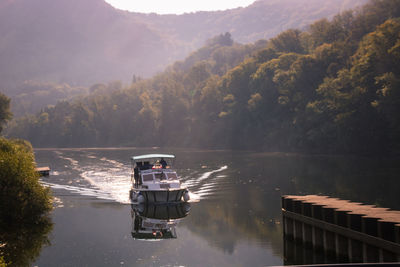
[154,172,167,180]
[142,173,154,182]
[166,172,177,180]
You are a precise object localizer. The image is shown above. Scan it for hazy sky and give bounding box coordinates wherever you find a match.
[104,0,256,14]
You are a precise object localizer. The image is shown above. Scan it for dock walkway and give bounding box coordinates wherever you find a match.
[282,195,400,263]
[35,166,50,176]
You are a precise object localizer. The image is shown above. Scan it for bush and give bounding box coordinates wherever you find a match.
[0,138,52,225]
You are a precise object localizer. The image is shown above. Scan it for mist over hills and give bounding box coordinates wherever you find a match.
[135,0,367,45]
[5,0,400,154]
[0,0,178,90]
[0,0,367,92]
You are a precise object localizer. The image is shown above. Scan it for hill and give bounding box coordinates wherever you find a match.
[7,0,400,155]
[0,0,179,89]
[0,0,367,91]
[135,0,367,45]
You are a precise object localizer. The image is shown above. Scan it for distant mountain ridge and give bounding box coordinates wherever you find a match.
[0,0,367,91]
[0,0,178,90]
[135,0,368,44]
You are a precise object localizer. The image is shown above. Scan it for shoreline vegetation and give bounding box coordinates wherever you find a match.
[0,138,52,226]
[0,94,53,266]
[0,137,53,266]
[31,146,400,160]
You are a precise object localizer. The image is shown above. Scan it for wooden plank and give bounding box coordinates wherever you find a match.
[36,167,50,172]
[283,195,400,224]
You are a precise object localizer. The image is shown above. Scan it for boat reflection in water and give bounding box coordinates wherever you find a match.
[131,203,191,240]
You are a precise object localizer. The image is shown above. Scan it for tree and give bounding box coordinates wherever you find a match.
[0,93,12,133]
[206,32,234,47]
[269,29,305,54]
[0,138,52,225]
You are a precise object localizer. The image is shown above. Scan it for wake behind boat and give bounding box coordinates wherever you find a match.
[129,154,190,204]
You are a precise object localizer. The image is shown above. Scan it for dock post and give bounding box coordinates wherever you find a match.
[286,217,294,240]
[311,203,324,249]
[362,216,379,237]
[349,213,363,232]
[351,239,363,263]
[294,219,303,242]
[293,199,303,242]
[322,207,336,255]
[379,220,396,242]
[303,202,313,246]
[397,225,400,261]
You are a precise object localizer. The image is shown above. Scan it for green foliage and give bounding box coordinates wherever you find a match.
[269,29,304,54]
[8,81,88,118]
[0,93,12,133]
[6,0,400,155]
[0,138,52,225]
[0,137,52,267]
[206,32,233,47]
[1,1,365,89]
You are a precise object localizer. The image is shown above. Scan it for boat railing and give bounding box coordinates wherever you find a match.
[140,168,176,174]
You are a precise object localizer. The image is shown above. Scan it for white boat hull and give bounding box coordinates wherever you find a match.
[130,188,189,204]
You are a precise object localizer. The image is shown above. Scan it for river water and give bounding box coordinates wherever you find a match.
[27,148,400,266]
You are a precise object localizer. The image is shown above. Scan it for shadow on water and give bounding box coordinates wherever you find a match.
[0,217,53,266]
[283,238,400,265]
[280,155,400,210]
[131,203,191,240]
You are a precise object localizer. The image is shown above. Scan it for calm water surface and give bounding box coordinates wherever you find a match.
[27,148,400,266]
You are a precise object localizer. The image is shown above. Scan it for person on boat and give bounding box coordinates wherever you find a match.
[143,161,153,170]
[160,158,167,168]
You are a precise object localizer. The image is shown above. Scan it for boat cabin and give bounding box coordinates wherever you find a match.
[131,154,179,188]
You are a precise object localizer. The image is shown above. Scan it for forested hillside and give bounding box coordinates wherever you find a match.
[135,0,367,45]
[6,0,400,155]
[7,81,88,117]
[0,0,366,90]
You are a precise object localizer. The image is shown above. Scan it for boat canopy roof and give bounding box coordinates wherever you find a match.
[132,154,175,161]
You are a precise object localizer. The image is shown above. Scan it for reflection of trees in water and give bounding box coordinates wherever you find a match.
[287,156,400,210]
[0,217,53,266]
[240,153,400,210]
[182,153,400,258]
[185,199,283,256]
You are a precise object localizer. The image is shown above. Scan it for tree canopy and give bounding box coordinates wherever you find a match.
[6,0,400,155]
[0,138,52,225]
[0,93,12,133]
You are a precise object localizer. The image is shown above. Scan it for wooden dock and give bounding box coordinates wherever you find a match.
[36,166,50,176]
[282,195,400,263]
